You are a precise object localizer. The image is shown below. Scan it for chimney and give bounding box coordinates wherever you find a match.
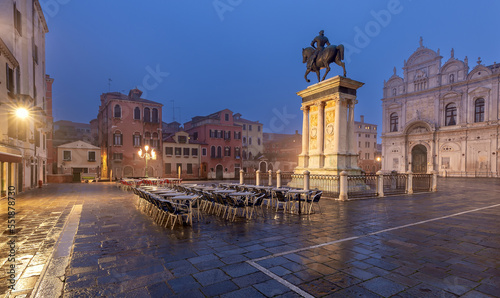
[360,115,364,123]
[295,130,298,134]
[128,88,143,100]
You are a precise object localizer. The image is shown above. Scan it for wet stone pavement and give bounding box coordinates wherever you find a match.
[0,178,499,297]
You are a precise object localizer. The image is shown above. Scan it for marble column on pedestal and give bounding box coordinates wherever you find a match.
[298,106,309,168]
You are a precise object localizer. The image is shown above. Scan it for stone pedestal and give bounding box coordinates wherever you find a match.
[294,76,364,176]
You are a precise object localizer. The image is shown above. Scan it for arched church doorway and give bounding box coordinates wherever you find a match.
[411,144,427,173]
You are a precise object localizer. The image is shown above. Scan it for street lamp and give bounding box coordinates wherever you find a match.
[15,107,29,119]
[138,145,156,177]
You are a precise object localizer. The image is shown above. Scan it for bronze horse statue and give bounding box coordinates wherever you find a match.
[302,45,346,82]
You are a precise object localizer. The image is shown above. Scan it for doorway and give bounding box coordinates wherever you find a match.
[72,168,88,182]
[411,145,427,173]
[215,165,223,180]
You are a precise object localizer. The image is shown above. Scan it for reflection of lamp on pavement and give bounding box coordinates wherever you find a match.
[138,145,156,177]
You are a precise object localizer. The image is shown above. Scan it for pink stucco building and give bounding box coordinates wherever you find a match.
[184,109,242,179]
[97,89,163,179]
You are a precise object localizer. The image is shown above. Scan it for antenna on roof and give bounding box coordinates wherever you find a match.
[170,100,175,122]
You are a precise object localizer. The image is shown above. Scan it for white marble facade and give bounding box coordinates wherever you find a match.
[381,38,500,177]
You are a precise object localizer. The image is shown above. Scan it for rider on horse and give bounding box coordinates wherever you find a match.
[307,30,331,70]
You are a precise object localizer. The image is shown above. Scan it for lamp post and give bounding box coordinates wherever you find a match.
[138,145,156,178]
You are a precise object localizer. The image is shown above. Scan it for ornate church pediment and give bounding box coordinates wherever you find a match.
[403,120,435,135]
[467,64,492,80]
[468,86,490,97]
[441,59,465,74]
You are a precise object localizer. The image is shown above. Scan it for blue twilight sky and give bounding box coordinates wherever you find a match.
[43,0,500,136]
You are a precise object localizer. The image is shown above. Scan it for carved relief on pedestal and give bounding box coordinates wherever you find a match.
[309,112,318,150]
[324,108,335,148]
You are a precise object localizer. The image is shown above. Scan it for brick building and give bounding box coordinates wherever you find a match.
[97,88,163,179]
[355,115,380,173]
[184,109,242,179]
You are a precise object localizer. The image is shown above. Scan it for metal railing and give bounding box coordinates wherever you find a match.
[347,174,377,198]
[243,172,255,185]
[237,170,437,200]
[383,173,407,195]
[443,171,496,178]
[413,174,432,192]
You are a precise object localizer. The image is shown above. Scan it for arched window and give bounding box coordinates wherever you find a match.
[243,137,246,144]
[144,132,151,145]
[390,113,398,132]
[114,104,121,118]
[242,150,247,159]
[257,138,261,145]
[152,108,159,123]
[152,132,159,148]
[210,146,216,158]
[134,107,141,120]
[133,132,141,147]
[217,146,222,158]
[474,98,485,123]
[113,130,122,145]
[449,74,454,84]
[249,152,253,160]
[445,103,457,126]
[144,107,151,122]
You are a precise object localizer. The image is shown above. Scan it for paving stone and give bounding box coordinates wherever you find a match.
[329,285,383,297]
[360,276,408,296]
[253,279,291,297]
[475,283,500,297]
[200,280,239,296]
[220,262,259,278]
[192,268,230,287]
[167,275,201,293]
[299,277,343,296]
[268,265,292,277]
[220,286,266,298]
[232,271,271,288]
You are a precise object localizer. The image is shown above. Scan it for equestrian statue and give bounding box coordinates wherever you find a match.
[302,30,346,82]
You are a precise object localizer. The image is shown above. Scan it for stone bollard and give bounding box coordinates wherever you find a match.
[431,170,438,192]
[240,170,244,185]
[303,170,310,191]
[339,171,348,201]
[376,170,384,197]
[406,170,413,194]
[256,170,261,186]
[276,170,282,188]
[268,170,273,186]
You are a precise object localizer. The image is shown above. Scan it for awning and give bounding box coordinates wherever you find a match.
[0,151,22,163]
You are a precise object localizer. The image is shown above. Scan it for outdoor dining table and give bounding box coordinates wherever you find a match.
[153,190,178,195]
[171,194,200,224]
[149,189,173,193]
[286,189,311,214]
[213,189,237,194]
[228,191,256,218]
[158,192,186,197]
